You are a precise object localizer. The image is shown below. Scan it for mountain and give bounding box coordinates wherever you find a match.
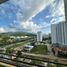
[0,32,36,36]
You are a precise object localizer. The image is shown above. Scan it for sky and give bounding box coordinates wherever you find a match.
[0,0,65,34]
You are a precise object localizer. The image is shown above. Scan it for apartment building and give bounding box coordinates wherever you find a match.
[37,31,42,42]
[51,22,67,47]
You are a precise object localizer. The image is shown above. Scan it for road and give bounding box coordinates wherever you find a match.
[0,38,34,49]
[3,42,24,48]
[14,42,31,50]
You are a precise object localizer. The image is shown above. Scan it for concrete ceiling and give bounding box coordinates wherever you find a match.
[0,0,8,4]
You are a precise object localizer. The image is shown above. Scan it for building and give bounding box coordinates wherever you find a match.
[51,24,57,44]
[51,22,67,47]
[37,31,42,42]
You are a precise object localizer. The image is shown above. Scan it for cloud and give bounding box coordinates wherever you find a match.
[20,21,51,33]
[21,21,41,33]
[9,0,55,33]
[1,0,65,33]
[16,12,23,22]
[10,0,54,22]
[43,0,65,24]
[0,27,17,34]
[50,16,65,24]
[50,0,65,17]
[49,0,65,24]
[45,15,50,18]
[0,27,6,33]
[0,27,17,33]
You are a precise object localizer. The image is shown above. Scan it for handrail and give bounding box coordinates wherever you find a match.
[0,53,67,66]
[0,56,45,67]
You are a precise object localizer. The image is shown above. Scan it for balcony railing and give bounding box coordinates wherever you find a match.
[0,53,67,67]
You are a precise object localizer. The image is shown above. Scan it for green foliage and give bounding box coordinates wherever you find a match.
[32,60,42,65]
[0,65,6,67]
[30,42,35,46]
[6,48,14,54]
[56,64,62,67]
[31,45,48,54]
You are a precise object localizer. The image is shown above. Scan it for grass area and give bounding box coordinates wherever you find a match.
[31,45,48,55]
[56,64,63,67]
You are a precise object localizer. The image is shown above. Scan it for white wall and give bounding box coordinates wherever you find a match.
[51,22,67,46]
[51,24,57,44]
[37,31,42,42]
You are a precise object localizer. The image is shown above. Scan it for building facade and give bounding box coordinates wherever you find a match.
[51,22,67,47]
[37,31,42,42]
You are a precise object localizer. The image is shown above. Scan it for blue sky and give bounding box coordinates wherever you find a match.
[0,0,65,34]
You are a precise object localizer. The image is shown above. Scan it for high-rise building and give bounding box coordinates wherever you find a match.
[37,31,42,42]
[51,22,67,47]
[51,24,57,44]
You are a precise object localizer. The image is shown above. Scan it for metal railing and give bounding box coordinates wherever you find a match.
[0,53,67,67]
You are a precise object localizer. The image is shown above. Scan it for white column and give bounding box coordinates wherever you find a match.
[64,22,67,45]
[64,0,67,21]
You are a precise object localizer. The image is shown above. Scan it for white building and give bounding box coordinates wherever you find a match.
[51,24,57,44]
[51,22,67,46]
[37,31,42,42]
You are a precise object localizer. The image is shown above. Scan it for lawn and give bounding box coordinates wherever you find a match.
[31,45,48,55]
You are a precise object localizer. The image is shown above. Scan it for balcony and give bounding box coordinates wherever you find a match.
[0,52,67,67]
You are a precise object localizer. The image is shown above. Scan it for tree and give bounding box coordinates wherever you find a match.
[31,42,35,46]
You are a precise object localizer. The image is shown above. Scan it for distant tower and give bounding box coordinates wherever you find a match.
[37,31,42,42]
